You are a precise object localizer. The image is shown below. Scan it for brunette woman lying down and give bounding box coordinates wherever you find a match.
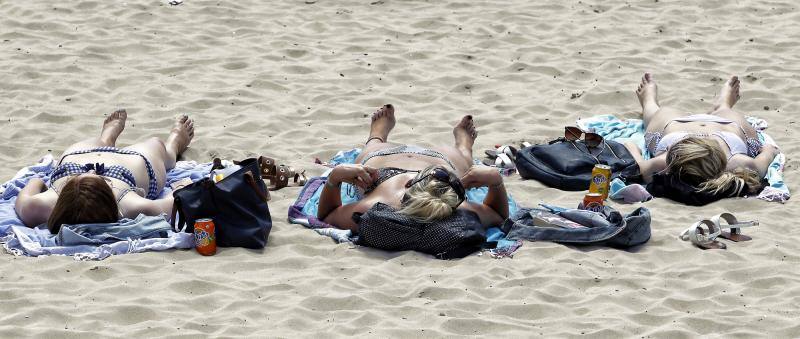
[15,110,194,233]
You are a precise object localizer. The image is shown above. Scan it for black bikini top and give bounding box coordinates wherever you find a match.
[363,167,419,194]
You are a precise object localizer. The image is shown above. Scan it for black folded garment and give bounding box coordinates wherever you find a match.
[646,172,765,206]
[353,203,489,260]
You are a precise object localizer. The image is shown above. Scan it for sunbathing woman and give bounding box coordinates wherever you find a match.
[317,104,509,232]
[626,73,778,195]
[15,110,194,233]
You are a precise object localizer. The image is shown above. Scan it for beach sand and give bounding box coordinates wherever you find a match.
[1,0,799,337]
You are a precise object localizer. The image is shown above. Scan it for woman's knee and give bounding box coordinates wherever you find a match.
[146,137,165,147]
[143,137,168,154]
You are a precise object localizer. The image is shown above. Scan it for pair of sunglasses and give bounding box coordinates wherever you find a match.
[565,126,604,148]
[405,167,466,206]
[563,126,624,164]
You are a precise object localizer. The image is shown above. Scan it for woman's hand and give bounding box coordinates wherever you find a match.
[170,178,193,191]
[761,144,779,157]
[25,178,47,193]
[460,166,503,189]
[329,164,379,189]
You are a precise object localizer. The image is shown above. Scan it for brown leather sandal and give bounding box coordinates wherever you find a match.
[258,157,277,180]
[267,165,308,191]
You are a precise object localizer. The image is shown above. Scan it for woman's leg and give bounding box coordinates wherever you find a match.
[122,116,194,190]
[62,109,127,155]
[709,76,758,137]
[637,73,686,131]
[637,73,661,128]
[355,104,397,164]
[434,115,477,175]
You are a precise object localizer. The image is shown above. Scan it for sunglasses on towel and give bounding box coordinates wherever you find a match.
[405,167,466,206]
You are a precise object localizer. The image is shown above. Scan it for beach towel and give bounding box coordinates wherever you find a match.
[0,155,216,260]
[288,148,522,258]
[578,115,789,203]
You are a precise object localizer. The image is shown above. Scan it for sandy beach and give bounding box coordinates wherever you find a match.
[1,0,799,337]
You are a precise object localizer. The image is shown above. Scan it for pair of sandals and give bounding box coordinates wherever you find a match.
[482,142,532,169]
[679,213,758,250]
[258,157,308,191]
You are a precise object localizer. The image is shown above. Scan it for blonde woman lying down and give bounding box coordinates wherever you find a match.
[625,73,778,195]
[317,104,509,232]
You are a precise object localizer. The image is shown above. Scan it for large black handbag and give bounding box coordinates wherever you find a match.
[171,157,272,249]
[515,138,641,190]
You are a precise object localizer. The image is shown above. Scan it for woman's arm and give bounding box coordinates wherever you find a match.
[120,195,174,219]
[729,144,779,178]
[317,164,378,230]
[624,142,667,183]
[14,178,52,227]
[460,166,509,225]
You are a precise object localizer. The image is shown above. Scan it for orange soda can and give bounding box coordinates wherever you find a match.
[194,218,216,256]
[588,164,612,200]
[580,193,605,212]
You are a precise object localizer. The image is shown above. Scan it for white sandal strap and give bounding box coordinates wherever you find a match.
[495,153,515,169]
[711,213,759,230]
[679,220,721,246]
[497,145,515,158]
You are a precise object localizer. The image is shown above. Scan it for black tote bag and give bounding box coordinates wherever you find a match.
[171,158,272,249]
[515,139,641,191]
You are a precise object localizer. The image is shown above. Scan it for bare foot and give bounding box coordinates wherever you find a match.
[100,109,127,146]
[165,115,194,159]
[367,104,395,145]
[453,115,478,158]
[636,72,660,115]
[713,75,740,110]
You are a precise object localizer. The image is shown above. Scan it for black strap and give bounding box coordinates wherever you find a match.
[434,244,482,260]
[244,171,270,202]
[170,196,187,233]
[351,212,363,224]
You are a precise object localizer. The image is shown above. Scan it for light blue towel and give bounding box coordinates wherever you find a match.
[0,156,213,260]
[577,115,789,202]
[57,214,174,246]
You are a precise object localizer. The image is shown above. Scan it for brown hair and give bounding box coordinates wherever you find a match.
[47,175,119,234]
[666,137,762,195]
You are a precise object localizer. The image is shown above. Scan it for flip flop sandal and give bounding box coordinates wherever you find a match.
[484,145,518,160]
[268,165,308,191]
[712,213,758,242]
[482,153,515,169]
[679,219,726,250]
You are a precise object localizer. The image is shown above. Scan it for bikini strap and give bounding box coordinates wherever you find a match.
[116,187,139,203]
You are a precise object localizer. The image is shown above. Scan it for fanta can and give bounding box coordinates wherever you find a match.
[580,193,605,212]
[588,164,611,200]
[194,218,216,256]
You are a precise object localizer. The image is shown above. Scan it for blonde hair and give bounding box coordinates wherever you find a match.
[398,166,461,222]
[666,137,762,195]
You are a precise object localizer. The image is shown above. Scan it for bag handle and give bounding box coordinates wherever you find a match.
[244,171,270,202]
[210,158,225,173]
[170,196,188,233]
